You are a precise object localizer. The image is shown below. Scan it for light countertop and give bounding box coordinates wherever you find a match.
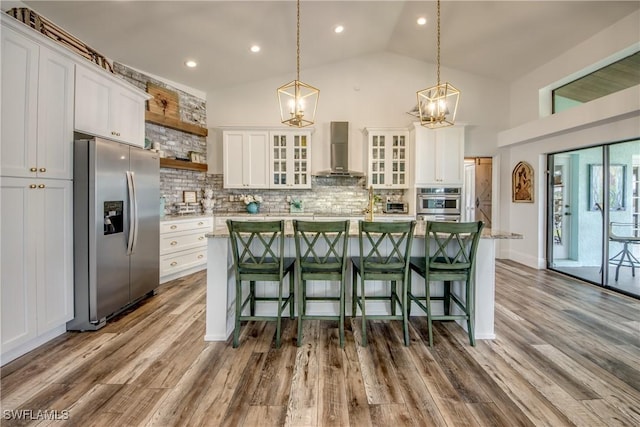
[206,219,522,240]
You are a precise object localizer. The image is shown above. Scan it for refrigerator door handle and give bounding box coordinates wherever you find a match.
[126,171,136,255]
[131,171,140,253]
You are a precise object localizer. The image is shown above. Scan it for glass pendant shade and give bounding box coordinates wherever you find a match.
[277,79,319,128]
[417,81,459,128]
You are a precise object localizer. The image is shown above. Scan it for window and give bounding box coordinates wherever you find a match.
[552,51,640,114]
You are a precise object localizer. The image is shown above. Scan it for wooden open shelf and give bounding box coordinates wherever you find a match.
[145,111,208,137]
[160,158,208,172]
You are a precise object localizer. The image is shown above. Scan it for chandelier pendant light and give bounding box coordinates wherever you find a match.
[417,0,459,128]
[277,0,319,127]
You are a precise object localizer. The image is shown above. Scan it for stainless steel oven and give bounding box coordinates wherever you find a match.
[416,187,462,218]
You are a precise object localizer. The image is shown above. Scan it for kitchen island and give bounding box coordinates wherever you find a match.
[204,218,521,343]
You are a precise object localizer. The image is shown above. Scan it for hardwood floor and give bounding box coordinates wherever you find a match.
[1,260,639,426]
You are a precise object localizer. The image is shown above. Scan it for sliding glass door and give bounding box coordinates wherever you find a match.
[547,140,640,298]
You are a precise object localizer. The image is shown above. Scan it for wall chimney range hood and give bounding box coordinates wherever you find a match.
[315,121,364,177]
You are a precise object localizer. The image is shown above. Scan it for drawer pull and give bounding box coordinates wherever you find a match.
[198,221,204,225]
[198,255,204,259]
[170,241,178,246]
[199,236,204,240]
[170,261,178,267]
[170,225,177,230]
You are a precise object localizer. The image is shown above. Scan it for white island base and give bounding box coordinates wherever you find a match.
[205,221,519,344]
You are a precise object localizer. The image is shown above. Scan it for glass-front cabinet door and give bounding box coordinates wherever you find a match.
[366,129,409,189]
[269,131,311,189]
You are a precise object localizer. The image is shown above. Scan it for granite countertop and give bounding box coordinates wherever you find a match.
[161,213,214,222]
[207,219,522,240]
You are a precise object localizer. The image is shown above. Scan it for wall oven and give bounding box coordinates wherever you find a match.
[416,187,462,220]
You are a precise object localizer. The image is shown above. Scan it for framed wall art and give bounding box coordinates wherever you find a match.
[512,161,534,203]
[588,164,626,211]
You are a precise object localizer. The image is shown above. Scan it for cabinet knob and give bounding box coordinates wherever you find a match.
[170,261,178,267]
[39,168,46,172]
[30,167,37,172]
[197,254,204,259]
[170,241,178,246]
[29,184,37,189]
[170,225,177,230]
[199,236,204,240]
[111,131,121,137]
[198,221,204,225]
[38,184,45,188]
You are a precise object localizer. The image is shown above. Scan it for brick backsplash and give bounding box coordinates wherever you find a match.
[114,63,406,216]
[114,62,208,213]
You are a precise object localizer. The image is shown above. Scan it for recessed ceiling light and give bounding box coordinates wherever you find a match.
[250,45,261,53]
[185,60,197,68]
[417,17,427,26]
[334,25,344,34]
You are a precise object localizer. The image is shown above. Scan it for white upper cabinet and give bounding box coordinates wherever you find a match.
[365,128,409,189]
[413,124,465,186]
[1,27,74,180]
[269,131,311,189]
[222,130,270,189]
[75,62,148,147]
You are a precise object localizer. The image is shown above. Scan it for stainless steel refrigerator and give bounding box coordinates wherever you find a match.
[68,137,159,331]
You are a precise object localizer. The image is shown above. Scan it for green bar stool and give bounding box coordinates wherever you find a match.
[408,221,484,347]
[226,220,295,348]
[351,220,416,347]
[293,220,350,347]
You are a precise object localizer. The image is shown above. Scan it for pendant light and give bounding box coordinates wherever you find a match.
[416,0,459,128]
[277,0,319,127]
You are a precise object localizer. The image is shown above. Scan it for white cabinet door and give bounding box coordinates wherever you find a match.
[36,179,74,332]
[112,86,146,147]
[366,129,409,189]
[414,125,464,186]
[1,28,74,181]
[36,47,75,180]
[1,178,73,353]
[223,131,269,189]
[75,63,112,138]
[75,63,147,147]
[269,131,311,189]
[1,28,39,179]
[1,179,39,351]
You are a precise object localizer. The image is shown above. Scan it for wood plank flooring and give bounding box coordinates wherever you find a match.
[1,260,639,426]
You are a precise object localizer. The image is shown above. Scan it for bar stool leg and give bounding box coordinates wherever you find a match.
[360,275,367,347]
[250,281,256,316]
[234,278,242,348]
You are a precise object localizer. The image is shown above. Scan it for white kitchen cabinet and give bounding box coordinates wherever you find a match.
[1,26,74,180]
[413,124,465,186]
[1,178,73,355]
[222,130,270,189]
[75,62,148,147]
[269,131,311,189]
[365,128,409,189]
[160,217,213,283]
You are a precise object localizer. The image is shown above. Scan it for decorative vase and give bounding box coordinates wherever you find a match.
[246,202,259,214]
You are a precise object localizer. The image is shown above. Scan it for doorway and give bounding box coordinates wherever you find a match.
[547,140,640,298]
[464,157,492,228]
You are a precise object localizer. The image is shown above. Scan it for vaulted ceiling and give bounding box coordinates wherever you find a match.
[17,1,640,94]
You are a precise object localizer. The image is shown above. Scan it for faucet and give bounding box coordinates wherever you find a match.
[364,185,375,222]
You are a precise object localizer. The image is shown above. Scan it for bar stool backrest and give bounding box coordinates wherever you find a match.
[359,221,416,273]
[226,220,285,277]
[425,221,484,272]
[293,220,350,273]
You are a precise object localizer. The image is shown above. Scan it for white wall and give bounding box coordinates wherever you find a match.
[496,11,640,268]
[206,51,509,174]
